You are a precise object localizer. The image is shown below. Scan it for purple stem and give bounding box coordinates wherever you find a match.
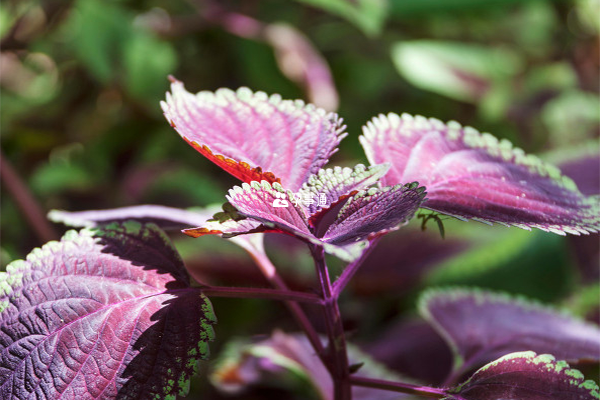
[350,376,447,398]
[0,149,58,244]
[310,244,352,400]
[202,285,322,304]
[240,235,328,366]
[332,237,381,299]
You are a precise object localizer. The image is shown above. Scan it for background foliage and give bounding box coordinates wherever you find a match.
[1,0,598,398]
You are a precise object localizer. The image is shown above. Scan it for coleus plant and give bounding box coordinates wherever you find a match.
[2,78,599,400]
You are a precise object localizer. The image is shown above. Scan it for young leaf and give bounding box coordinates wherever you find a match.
[0,222,216,399]
[299,163,390,215]
[360,113,600,234]
[182,202,268,238]
[445,351,600,400]
[161,80,347,191]
[227,180,312,237]
[419,288,600,373]
[48,204,217,230]
[322,183,426,246]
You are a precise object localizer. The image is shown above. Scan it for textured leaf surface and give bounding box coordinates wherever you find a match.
[299,163,390,215]
[419,288,600,373]
[445,351,600,400]
[322,183,426,245]
[162,80,346,191]
[48,204,216,230]
[181,202,267,238]
[361,113,600,234]
[0,222,216,400]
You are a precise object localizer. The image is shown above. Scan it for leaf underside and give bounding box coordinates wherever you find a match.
[446,351,600,400]
[0,222,216,400]
[419,288,600,372]
[360,113,600,235]
[47,204,217,230]
[162,80,347,191]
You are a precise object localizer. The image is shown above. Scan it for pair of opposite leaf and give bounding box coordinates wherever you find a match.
[161,78,599,260]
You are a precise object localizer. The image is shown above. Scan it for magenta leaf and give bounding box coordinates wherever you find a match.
[161,80,347,191]
[322,183,427,246]
[419,288,600,375]
[445,351,600,400]
[47,204,217,230]
[360,113,600,234]
[223,180,426,261]
[299,163,390,216]
[0,222,216,399]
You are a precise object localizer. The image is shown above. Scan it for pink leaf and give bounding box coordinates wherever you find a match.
[162,80,346,191]
[360,113,600,234]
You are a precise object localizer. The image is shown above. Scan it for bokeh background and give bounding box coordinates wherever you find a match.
[1,0,599,398]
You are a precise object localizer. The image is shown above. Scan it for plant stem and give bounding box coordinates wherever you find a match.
[310,244,352,400]
[350,376,447,398]
[332,237,381,299]
[0,149,58,244]
[237,235,327,364]
[201,285,322,303]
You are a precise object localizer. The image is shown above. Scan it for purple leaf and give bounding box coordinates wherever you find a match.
[419,288,600,375]
[445,351,600,400]
[223,180,425,261]
[0,222,216,399]
[299,163,390,216]
[48,204,216,230]
[322,183,426,246]
[227,181,312,237]
[161,80,346,191]
[360,113,600,235]
[181,202,268,239]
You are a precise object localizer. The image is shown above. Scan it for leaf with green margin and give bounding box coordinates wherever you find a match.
[444,351,600,400]
[295,0,389,36]
[298,163,390,216]
[0,222,216,399]
[360,113,600,235]
[419,288,600,376]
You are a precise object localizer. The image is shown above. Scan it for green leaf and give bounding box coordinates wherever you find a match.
[66,0,129,83]
[391,40,522,103]
[296,0,389,36]
[123,31,177,102]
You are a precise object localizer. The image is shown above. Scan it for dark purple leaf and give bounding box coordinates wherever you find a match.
[364,318,453,385]
[299,163,390,216]
[557,152,600,196]
[322,183,426,246]
[48,204,216,230]
[360,113,600,234]
[161,80,346,191]
[0,222,216,400]
[445,351,600,400]
[419,288,600,375]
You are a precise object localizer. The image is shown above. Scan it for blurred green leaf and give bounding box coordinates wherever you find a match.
[542,90,600,146]
[425,227,573,302]
[391,40,522,103]
[123,31,177,103]
[66,0,129,83]
[390,0,558,16]
[295,0,388,36]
